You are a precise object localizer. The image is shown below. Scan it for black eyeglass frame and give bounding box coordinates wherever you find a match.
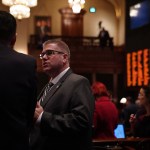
[39,49,65,59]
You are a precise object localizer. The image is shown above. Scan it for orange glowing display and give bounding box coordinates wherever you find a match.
[126,48,150,86]
[127,53,132,86]
[143,49,149,85]
[132,52,137,86]
[137,50,143,86]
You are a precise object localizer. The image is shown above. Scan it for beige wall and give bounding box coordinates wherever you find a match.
[0,0,125,54]
[0,4,29,54]
[84,0,116,39]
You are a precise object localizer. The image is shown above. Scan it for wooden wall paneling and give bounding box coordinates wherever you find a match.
[59,7,86,37]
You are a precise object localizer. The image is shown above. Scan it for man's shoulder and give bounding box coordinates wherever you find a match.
[15,51,36,61]
[59,68,88,81]
[70,73,87,79]
[68,73,89,83]
[12,51,36,68]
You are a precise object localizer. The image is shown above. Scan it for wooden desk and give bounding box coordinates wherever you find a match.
[92,137,150,150]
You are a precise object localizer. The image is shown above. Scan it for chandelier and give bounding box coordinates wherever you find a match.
[2,0,37,20]
[68,0,85,13]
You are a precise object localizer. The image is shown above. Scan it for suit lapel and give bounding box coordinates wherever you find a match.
[41,68,73,107]
[37,85,47,101]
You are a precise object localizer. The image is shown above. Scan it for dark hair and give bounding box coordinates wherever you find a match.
[0,11,16,43]
[141,85,150,102]
[91,81,109,98]
[126,96,134,103]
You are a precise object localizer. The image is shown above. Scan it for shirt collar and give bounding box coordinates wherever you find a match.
[50,67,70,84]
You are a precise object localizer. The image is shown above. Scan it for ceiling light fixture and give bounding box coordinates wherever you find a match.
[68,0,85,13]
[2,0,38,20]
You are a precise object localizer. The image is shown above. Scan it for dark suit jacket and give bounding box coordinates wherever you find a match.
[0,44,37,150]
[30,69,95,150]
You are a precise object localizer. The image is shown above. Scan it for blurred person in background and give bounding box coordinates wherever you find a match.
[121,96,138,131]
[98,27,110,48]
[129,85,150,138]
[91,81,118,139]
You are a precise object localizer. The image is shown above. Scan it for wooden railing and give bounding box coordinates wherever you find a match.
[28,34,115,50]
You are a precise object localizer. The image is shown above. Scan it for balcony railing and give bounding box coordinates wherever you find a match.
[28,34,115,50]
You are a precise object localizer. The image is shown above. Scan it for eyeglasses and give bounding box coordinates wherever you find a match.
[39,49,65,59]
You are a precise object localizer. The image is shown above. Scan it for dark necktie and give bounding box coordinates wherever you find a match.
[40,82,53,103]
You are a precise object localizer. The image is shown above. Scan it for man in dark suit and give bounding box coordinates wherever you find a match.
[0,11,37,150]
[30,39,95,150]
[99,27,110,48]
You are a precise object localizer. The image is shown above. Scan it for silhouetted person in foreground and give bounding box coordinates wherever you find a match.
[0,10,37,150]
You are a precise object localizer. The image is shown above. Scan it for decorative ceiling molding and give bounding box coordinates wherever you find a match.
[106,0,121,18]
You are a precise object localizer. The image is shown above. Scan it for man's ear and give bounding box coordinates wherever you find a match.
[10,33,16,48]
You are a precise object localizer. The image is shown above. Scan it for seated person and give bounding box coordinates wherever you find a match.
[129,85,150,138]
[121,96,138,131]
[91,81,119,139]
